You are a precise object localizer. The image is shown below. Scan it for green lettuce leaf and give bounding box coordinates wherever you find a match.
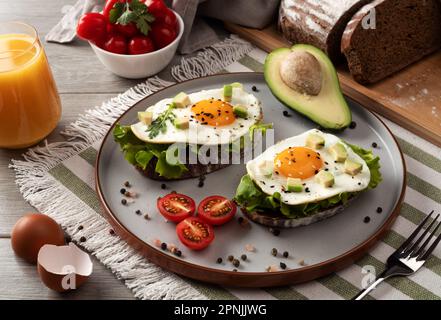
[113,124,187,179]
[234,144,382,219]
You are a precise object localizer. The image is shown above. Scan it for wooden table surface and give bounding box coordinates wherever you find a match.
[0,0,177,299]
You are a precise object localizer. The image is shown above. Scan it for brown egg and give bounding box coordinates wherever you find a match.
[11,213,65,264]
[38,243,93,292]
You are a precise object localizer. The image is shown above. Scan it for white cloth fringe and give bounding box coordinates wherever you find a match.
[10,35,253,300]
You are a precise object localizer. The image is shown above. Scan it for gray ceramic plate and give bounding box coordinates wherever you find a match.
[96,73,406,287]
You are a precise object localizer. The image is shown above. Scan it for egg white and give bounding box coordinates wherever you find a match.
[130,87,262,145]
[246,129,371,206]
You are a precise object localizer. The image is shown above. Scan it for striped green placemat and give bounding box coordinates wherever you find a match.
[11,37,441,300]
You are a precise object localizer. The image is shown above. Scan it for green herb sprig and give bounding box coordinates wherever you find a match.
[109,0,155,35]
[146,105,176,139]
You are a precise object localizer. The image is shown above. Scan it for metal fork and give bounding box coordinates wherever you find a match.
[354,211,441,300]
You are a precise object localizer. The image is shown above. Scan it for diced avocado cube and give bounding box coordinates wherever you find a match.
[306,133,325,149]
[329,143,347,162]
[344,159,363,176]
[230,82,243,89]
[138,111,153,125]
[173,92,191,108]
[233,105,248,118]
[258,160,274,177]
[315,170,334,188]
[287,178,303,192]
[174,117,189,130]
[223,84,233,102]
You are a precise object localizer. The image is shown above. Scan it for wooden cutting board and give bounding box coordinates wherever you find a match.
[225,23,441,147]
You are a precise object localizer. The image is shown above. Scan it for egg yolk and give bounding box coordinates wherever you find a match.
[274,147,323,179]
[191,99,236,127]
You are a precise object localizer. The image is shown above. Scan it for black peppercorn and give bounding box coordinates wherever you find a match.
[161,242,167,250]
[349,121,357,129]
[121,199,127,205]
[252,85,258,92]
[232,259,240,268]
[372,142,378,148]
[283,110,291,117]
[120,188,126,194]
[228,255,234,262]
[283,251,289,258]
[217,257,223,264]
[376,207,383,214]
[135,209,142,215]
[280,262,287,270]
[241,254,247,261]
[175,250,182,257]
[364,216,371,223]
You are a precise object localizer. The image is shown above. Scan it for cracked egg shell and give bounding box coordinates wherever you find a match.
[37,243,93,292]
[11,213,65,264]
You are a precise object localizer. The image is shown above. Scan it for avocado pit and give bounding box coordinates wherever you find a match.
[279,51,323,96]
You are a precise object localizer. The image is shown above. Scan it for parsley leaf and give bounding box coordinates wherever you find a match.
[146,105,176,139]
[109,2,125,24]
[109,0,155,35]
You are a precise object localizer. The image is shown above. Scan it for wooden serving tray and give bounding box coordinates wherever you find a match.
[225,23,441,147]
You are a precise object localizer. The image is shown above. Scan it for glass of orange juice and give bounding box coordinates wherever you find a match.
[0,22,61,149]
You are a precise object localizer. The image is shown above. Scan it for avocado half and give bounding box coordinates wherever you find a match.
[264,44,351,130]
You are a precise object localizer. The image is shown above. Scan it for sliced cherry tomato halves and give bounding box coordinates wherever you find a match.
[176,217,214,251]
[197,196,237,226]
[157,193,195,223]
[76,13,107,42]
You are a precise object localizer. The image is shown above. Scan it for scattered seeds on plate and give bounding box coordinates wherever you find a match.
[283,251,289,258]
[241,254,247,261]
[376,207,383,213]
[280,262,287,270]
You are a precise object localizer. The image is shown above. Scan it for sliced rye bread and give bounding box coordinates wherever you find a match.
[278,0,373,62]
[341,0,441,84]
[241,195,358,228]
[135,147,246,181]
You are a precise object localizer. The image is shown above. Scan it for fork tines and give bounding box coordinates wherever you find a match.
[398,211,441,261]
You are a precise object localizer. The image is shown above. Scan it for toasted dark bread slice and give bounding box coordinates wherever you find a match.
[135,148,245,181]
[241,195,357,228]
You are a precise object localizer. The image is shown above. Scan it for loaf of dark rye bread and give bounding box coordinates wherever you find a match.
[341,0,441,84]
[278,0,373,62]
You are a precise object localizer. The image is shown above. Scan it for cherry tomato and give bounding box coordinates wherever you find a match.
[103,0,120,21]
[114,22,139,38]
[151,23,176,49]
[157,193,195,223]
[106,22,118,36]
[161,9,177,29]
[176,217,214,251]
[76,13,107,42]
[148,0,168,21]
[128,36,155,54]
[103,35,127,54]
[197,196,237,226]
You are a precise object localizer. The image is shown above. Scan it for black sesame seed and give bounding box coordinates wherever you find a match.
[121,199,127,205]
[120,188,126,194]
[364,216,371,223]
[252,85,258,92]
[80,236,86,242]
[77,225,83,231]
[241,254,247,261]
[305,187,310,193]
[271,248,278,256]
[228,255,234,262]
[358,182,361,186]
[349,121,357,129]
[372,142,378,148]
[217,257,223,264]
[283,251,289,258]
[175,250,182,257]
[135,209,141,215]
[283,110,292,117]
[109,229,115,235]
[280,262,287,270]
[161,183,167,190]
[161,242,167,250]
[233,259,240,267]
[376,207,383,214]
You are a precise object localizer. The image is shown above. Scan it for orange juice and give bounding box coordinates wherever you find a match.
[0,24,61,149]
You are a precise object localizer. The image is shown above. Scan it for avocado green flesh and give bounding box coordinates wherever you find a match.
[264,44,351,129]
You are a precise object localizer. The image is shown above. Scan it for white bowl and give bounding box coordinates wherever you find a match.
[90,10,184,79]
